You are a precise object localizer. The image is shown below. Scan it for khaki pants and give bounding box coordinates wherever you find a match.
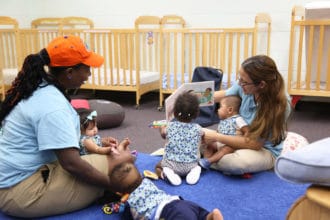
[0,154,108,218]
[211,148,275,175]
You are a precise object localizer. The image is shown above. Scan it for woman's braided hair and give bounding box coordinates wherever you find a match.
[0,48,71,123]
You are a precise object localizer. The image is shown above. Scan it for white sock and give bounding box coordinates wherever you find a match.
[163,167,182,186]
[186,166,201,185]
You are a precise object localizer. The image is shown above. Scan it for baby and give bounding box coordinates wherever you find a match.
[109,162,223,220]
[199,95,248,169]
[158,91,204,185]
[76,108,118,155]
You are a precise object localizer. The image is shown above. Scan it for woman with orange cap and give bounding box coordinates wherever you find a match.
[0,35,134,218]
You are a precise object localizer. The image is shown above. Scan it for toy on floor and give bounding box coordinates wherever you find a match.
[242,173,252,179]
[148,120,167,128]
[143,170,159,180]
[102,193,129,215]
[131,150,138,158]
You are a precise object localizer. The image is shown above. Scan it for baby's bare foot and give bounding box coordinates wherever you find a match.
[118,138,130,151]
[206,208,223,220]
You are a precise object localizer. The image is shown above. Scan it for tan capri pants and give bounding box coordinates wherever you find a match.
[0,154,108,218]
[210,148,276,175]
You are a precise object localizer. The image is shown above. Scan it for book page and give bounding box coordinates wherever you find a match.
[165,81,214,122]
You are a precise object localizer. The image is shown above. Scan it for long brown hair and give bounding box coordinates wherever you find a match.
[242,55,289,145]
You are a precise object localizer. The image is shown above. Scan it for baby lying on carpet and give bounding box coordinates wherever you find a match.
[108,161,223,220]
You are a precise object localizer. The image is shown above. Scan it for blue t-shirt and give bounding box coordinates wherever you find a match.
[0,85,80,188]
[225,82,291,157]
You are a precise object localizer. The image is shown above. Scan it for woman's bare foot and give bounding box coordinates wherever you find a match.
[206,208,223,220]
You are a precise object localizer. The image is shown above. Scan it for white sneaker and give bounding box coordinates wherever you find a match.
[186,166,201,185]
[162,167,182,186]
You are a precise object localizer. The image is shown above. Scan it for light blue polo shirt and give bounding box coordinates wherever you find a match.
[0,84,80,188]
[225,82,291,157]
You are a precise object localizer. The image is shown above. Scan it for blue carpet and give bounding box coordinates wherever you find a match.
[0,153,309,220]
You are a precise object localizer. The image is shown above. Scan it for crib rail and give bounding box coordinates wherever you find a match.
[0,16,19,100]
[0,14,271,107]
[288,6,330,98]
[159,13,271,108]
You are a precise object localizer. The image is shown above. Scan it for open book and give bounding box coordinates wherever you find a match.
[165,81,215,122]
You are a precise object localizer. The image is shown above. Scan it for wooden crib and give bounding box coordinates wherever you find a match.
[0,16,163,107]
[0,16,20,100]
[0,14,271,107]
[76,16,162,108]
[0,16,94,100]
[158,13,272,109]
[288,6,330,106]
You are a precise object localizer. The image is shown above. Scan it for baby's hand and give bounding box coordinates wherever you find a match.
[236,130,243,136]
[102,147,112,154]
[102,137,119,147]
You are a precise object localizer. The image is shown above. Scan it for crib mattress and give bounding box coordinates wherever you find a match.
[1,68,18,85]
[162,72,236,90]
[87,68,159,86]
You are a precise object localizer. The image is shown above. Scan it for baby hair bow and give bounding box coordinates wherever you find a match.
[83,110,98,125]
[87,110,97,120]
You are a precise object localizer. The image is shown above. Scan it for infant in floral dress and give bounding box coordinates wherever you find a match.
[158,91,204,185]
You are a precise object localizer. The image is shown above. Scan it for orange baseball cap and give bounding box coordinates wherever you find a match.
[46,35,104,67]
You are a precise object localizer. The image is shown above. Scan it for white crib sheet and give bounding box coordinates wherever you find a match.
[88,68,159,86]
[162,73,190,89]
[1,68,18,85]
[162,72,237,90]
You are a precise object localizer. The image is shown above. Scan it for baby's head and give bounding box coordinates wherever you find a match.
[203,87,212,96]
[108,162,143,194]
[76,108,98,136]
[217,95,242,119]
[174,91,199,123]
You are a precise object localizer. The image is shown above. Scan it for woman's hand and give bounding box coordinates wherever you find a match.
[202,128,263,150]
[202,128,221,144]
[159,126,166,139]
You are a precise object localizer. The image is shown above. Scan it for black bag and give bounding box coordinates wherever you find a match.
[191,67,223,127]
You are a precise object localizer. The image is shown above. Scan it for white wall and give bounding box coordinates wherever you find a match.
[0,0,327,81]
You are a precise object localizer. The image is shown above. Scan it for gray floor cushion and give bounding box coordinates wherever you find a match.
[88,99,125,129]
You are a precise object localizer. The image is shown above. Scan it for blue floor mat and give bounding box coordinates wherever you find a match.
[0,153,308,220]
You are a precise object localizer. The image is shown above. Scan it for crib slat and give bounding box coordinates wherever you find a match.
[288,5,330,98]
[1,14,272,107]
[327,45,330,91]
[315,25,325,90]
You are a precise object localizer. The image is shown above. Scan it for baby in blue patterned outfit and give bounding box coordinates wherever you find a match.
[76,108,119,155]
[158,91,204,186]
[109,162,223,220]
[199,95,248,169]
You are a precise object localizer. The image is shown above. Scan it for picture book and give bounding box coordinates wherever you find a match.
[165,81,214,122]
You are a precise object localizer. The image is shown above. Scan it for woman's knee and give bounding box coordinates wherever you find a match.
[81,154,109,175]
[211,154,248,175]
[210,149,274,174]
